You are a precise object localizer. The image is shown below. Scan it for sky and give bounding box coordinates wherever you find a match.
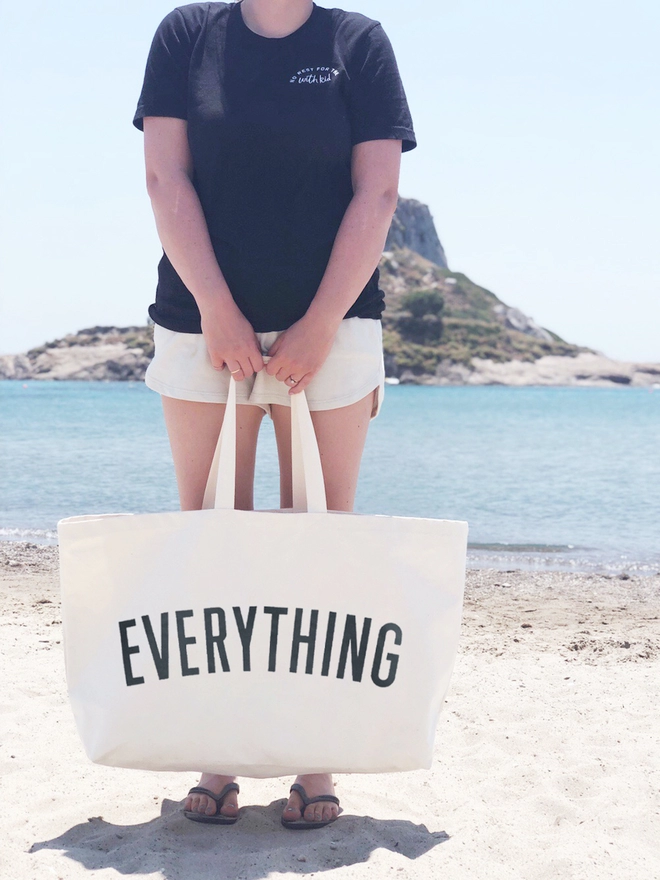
[2,0,658,361]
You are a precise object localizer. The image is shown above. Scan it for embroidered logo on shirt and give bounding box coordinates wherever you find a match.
[289,66,340,84]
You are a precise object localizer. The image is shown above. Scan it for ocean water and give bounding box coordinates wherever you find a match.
[1,380,659,575]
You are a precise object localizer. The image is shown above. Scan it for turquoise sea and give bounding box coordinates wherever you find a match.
[1,380,659,575]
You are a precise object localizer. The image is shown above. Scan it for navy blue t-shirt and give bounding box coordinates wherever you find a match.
[134,1,417,333]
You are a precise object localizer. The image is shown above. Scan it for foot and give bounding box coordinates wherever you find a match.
[282,774,339,825]
[184,773,239,820]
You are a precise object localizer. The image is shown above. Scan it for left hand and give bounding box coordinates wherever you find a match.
[265,315,339,394]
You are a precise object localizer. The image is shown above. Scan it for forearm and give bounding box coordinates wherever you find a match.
[147,173,236,315]
[305,190,398,329]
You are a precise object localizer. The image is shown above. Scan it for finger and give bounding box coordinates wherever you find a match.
[249,354,264,373]
[275,365,294,382]
[240,358,255,379]
[210,357,225,372]
[265,355,280,376]
[226,361,245,381]
[289,374,312,394]
[264,335,286,374]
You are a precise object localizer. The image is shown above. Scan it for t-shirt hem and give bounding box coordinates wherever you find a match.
[149,306,203,334]
[133,107,188,131]
[149,305,383,334]
[352,128,417,152]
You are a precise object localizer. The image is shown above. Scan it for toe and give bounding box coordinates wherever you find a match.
[184,775,239,819]
[204,796,218,816]
[305,801,337,823]
[304,803,322,823]
[220,792,238,817]
[283,793,303,821]
[189,794,214,816]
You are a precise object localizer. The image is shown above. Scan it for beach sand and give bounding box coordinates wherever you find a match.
[1,542,659,880]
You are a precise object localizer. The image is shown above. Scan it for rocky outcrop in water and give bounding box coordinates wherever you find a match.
[385,197,448,268]
[422,353,660,388]
[2,199,657,386]
[0,327,153,382]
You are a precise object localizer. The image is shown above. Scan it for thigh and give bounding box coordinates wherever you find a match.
[161,397,265,511]
[271,390,375,512]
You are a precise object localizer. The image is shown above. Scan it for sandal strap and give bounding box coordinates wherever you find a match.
[289,782,340,807]
[187,782,240,805]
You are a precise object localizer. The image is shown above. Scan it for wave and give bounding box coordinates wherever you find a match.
[469,542,575,554]
[0,527,58,546]
[467,543,659,577]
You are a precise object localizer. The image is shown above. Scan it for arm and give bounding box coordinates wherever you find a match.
[265,138,402,392]
[143,116,264,378]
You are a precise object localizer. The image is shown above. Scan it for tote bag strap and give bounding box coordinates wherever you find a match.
[202,376,237,511]
[202,376,327,514]
[290,390,327,513]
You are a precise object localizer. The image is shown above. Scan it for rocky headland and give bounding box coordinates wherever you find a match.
[1,197,658,387]
[0,327,154,382]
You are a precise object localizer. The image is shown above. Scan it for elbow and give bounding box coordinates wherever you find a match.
[145,166,168,199]
[145,169,160,198]
[145,167,191,202]
[380,186,400,216]
[354,187,399,223]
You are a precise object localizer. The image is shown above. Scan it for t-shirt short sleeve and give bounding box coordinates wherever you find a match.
[346,23,417,153]
[133,8,195,131]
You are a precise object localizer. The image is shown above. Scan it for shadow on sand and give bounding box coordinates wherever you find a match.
[31,797,449,877]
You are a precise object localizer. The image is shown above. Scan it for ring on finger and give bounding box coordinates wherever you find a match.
[286,376,299,386]
[229,368,242,375]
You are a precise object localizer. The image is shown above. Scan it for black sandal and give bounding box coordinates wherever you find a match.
[183,782,240,825]
[281,783,341,830]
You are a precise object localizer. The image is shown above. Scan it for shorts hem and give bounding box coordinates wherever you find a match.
[145,371,384,419]
[283,374,384,418]
[144,372,268,407]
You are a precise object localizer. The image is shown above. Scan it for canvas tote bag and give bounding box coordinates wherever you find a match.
[58,378,468,777]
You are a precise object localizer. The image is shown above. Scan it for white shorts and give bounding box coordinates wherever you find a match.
[145,317,386,419]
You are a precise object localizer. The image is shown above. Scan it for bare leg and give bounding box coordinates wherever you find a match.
[161,396,265,818]
[272,389,376,824]
[272,388,376,510]
[162,397,264,511]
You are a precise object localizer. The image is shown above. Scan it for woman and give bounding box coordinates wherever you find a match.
[133,0,416,828]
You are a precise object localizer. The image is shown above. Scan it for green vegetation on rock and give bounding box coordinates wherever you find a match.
[378,247,588,379]
[389,288,444,346]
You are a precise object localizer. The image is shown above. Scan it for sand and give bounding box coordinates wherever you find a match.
[1,541,659,880]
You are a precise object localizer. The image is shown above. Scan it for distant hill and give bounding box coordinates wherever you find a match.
[378,241,587,380]
[379,198,658,386]
[1,197,658,386]
[0,326,154,382]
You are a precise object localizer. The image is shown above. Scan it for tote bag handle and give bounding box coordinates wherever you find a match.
[202,376,327,514]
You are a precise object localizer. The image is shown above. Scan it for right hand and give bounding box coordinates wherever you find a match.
[200,301,264,380]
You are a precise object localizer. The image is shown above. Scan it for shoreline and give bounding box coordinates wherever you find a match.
[2,534,658,579]
[3,359,660,387]
[2,543,660,879]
